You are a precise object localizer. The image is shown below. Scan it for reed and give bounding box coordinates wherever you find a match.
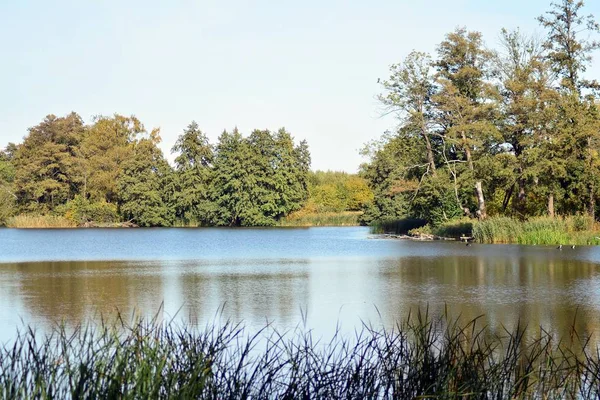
[370,218,427,234]
[277,211,361,227]
[472,216,600,245]
[6,215,77,228]
[2,311,599,399]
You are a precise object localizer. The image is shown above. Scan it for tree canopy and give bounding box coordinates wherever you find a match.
[1,115,323,227]
[361,0,600,226]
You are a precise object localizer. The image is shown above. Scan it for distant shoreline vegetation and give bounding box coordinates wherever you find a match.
[373,215,600,246]
[360,0,600,245]
[0,116,372,228]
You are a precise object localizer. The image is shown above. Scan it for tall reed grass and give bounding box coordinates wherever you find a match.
[6,215,77,228]
[2,311,600,398]
[473,215,600,245]
[370,218,427,234]
[277,211,361,227]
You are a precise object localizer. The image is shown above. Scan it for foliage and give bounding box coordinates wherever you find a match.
[12,113,85,214]
[1,115,315,227]
[362,0,600,231]
[208,128,310,226]
[117,134,175,227]
[56,195,119,225]
[170,121,214,225]
[0,147,16,225]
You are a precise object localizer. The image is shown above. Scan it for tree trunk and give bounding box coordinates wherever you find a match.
[589,181,595,219]
[423,133,436,176]
[518,179,526,213]
[548,193,555,218]
[475,181,486,219]
[462,131,486,219]
[421,121,436,176]
[588,137,595,219]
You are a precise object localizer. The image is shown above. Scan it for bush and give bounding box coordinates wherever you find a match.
[57,195,119,225]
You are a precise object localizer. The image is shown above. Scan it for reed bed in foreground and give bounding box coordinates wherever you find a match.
[5,215,77,228]
[2,311,600,399]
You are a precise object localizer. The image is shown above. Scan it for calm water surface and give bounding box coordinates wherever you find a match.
[1,227,600,343]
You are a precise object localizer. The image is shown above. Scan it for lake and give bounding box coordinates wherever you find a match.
[1,226,600,344]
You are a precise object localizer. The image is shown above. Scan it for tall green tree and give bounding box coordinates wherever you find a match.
[434,28,500,219]
[497,29,558,216]
[538,0,600,216]
[209,128,253,226]
[171,121,214,225]
[379,51,439,176]
[117,129,174,227]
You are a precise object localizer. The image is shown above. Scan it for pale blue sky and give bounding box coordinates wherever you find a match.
[1,0,599,172]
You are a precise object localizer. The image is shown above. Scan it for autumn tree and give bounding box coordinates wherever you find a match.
[13,113,85,213]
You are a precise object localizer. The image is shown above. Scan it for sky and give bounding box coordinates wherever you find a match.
[1,0,599,172]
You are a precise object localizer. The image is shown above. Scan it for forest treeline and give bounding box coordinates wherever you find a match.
[0,115,371,227]
[360,0,600,227]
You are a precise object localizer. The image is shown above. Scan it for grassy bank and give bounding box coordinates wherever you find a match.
[5,215,77,228]
[2,312,600,398]
[4,213,361,228]
[4,215,138,228]
[472,216,600,245]
[277,211,361,227]
[373,216,600,245]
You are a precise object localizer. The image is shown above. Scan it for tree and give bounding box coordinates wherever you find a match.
[0,145,16,224]
[209,128,253,226]
[171,121,214,225]
[13,113,85,213]
[434,28,500,219]
[117,129,174,227]
[379,51,439,176]
[497,29,558,216]
[538,0,600,217]
[80,115,142,203]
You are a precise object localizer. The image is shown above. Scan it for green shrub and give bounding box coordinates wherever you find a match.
[56,195,119,225]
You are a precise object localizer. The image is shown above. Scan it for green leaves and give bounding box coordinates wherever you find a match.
[208,128,310,226]
[365,0,600,225]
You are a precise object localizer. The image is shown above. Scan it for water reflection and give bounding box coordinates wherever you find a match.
[1,229,600,346]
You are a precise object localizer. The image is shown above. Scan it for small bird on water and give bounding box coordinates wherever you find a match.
[557,244,563,250]
[571,245,575,249]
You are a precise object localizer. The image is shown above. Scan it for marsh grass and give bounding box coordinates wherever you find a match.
[473,216,600,245]
[370,218,428,234]
[277,211,361,227]
[2,310,600,399]
[6,215,77,228]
